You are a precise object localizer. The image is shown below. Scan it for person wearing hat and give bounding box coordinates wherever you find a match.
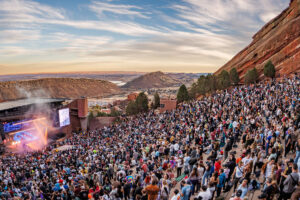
[229,189,242,200]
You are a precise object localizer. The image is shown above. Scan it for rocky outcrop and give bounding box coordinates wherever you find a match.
[122,71,182,89]
[215,0,300,80]
[0,78,120,101]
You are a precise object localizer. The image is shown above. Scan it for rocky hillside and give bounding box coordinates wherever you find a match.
[0,78,120,101]
[122,71,182,89]
[215,0,300,80]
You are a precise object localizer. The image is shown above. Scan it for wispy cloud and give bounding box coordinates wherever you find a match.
[0,29,40,43]
[89,1,150,19]
[0,0,290,74]
[0,0,65,19]
[0,0,163,36]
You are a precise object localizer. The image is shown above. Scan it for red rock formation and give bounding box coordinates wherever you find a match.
[215,0,300,80]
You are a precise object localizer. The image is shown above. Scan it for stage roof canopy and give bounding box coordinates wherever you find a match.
[0,98,66,112]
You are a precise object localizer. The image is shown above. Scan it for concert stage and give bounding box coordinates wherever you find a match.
[0,97,88,153]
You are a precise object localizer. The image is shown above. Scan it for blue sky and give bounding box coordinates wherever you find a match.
[0,0,289,74]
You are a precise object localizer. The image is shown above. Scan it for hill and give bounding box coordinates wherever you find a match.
[0,72,143,83]
[215,0,300,80]
[0,78,120,101]
[122,71,182,89]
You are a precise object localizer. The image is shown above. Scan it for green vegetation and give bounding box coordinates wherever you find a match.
[189,68,242,99]
[230,68,240,85]
[245,67,259,84]
[264,60,276,79]
[126,101,138,115]
[153,92,160,109]
[126,92,149,115]
[217,70,231,89]
[88,106,122,120]
[177,84,190,103]
[135,92,149,113]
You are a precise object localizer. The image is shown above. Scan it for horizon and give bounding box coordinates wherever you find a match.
[0,0,289,75]
[0,70,207,76]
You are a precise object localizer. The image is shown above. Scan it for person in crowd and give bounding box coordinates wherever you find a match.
[181,180,192,200]
[196,185,211,200]
[216,169,226,197]
[258,178,279,200]
[230,190,243,200]
[172,189,181,200]
[279,163,299,200]
[143,179,159,200]
[0,75,299,200]
[237,179,248,199]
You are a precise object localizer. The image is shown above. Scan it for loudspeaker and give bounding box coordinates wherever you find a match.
[0,123,5,141]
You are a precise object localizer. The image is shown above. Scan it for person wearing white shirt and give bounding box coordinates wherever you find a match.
[264,158,275,179]
[174,143,179,152]
[171,189,181,200]
[197,185,212,200]
[242,153,252,166]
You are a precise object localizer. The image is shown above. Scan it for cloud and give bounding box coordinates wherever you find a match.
[0,0,162,36]
[0,46,37,56]
[0,29,40,43]
[89,1,150,19]
[0,0,65,19]
[0,0,290,74]
[172,0,288,35]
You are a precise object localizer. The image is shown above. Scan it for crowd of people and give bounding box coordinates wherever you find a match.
[0,75,300,200]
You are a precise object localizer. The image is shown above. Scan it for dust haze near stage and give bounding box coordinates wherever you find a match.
[6,117,52,153]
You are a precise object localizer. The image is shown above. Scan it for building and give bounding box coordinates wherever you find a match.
[159,99,177,113]
[0,97,88,142]
[66,97,88,132]
[127,93,138,101]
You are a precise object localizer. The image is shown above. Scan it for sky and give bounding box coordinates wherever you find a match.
[0,0,289,75]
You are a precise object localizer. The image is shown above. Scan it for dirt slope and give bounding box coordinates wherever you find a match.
[122,71,182,89]
[0,78,120,101]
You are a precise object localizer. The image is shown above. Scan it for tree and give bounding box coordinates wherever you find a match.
[135,92,149,113]
[189,82,198,99]
[110,108,121,117]
[252,67,259,83]
[244,67,259,84]
[217,70,231,89]
[264,60,276,79]
[177,84,190,103]
[153,92,160,109]
[189,74,218,99]
[126,101,138,115]
[230,68,240,85]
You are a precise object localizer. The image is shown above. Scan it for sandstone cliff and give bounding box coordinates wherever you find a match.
[0,78,120,101]
[122,71,182,89]
[215,0,300,80]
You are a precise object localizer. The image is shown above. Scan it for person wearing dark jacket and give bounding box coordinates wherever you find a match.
[224,139,232,160]
[259,178,278,200]
[279,164,299,200]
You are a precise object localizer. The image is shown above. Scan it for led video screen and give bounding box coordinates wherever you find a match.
[58,108,70,127]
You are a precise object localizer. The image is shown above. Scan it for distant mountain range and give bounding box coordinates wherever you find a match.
[0,72,205,101]
[0,71,204,86]
[123,71,184,89]
[0,78,120,101]
[0,72,143,83]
